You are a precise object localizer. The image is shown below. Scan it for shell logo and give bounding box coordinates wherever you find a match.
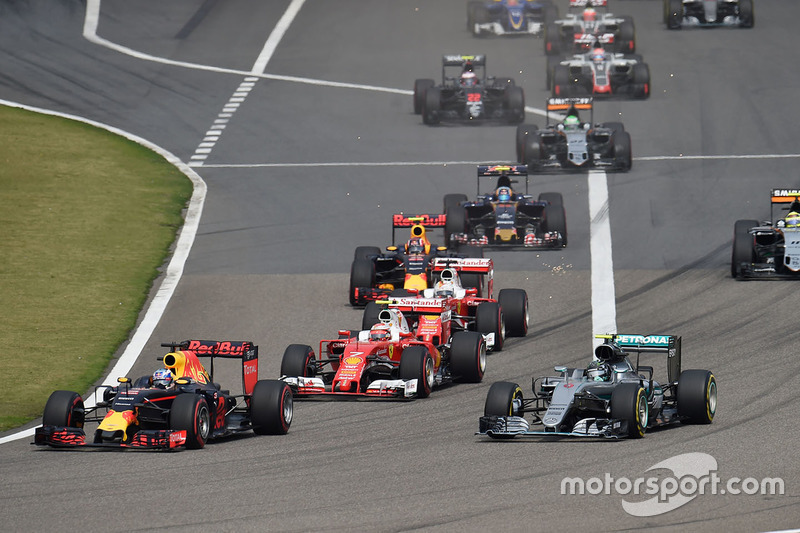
[344,356,363,366]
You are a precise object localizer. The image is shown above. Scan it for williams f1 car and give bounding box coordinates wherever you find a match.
[545,0,635,56]
[732,189,800,279]
[444,164,567,249]
[467,0,558,37]
[34,340,293,450]
[549,45,650,99]
[516,98,632,172]
[413,54,525,125]
[478,334,717,439]
[664,0,754,29]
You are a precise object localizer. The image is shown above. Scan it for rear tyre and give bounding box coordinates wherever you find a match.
[731,219,757,278]
[399,346,434,398]
[170,394,211,449]
[476,301,505,351]
[484,381,523,417]
[538,191,563,207]
[443,193,468,213]
[422,87,441,125]
[498,289,528,337]
[445,204,467,249]
[617,17,635,53]
[544,23,560,55]
[601,122,626,135]
[666,0,682,29]
[450,331,486,383]
[280,344,316,378]
[362,301,385,330]
[613,131,632,172]
[677,370,717,424]
[552,65,570,97]
[413,79,435,114]
[610,383,648,438]
[738,0,754,27]
[544,202,568,246]
[504,86,525,123]
[42,390,84,428]
[516,124,538,163]
[632,63,650,98]
[523,132,543,168]
[251,380,293,435]
[349,258,376,306]
[457,243,484,258]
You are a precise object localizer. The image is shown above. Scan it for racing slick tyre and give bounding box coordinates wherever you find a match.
[545,56,561,90]
[498,288,529,337]
[457,243,484,258]
[484,381,523,417]
[422,87,441,125]
[551,65,571,97]
[467,1,489,34]
[450,331,486,383]
[731,219,758,278]
[170,394,211,449]
[444,204,467,248]
[677,370,717,424]
[42,390,85,428]
[349,258,376,306]
[542,2,558,24]
[632,63,650,99]
[738,0,754,28]
[354,246,381,261]
[443,193,468,213]
[251,379,293,435]
[611,382,648,439]
[523,132,543,168]
[613,131,633,172]
[543,202,568,246]
[413,78,435,115]
[362,301,385,330]
[399,346,434,398]
[281,344,317,378]
[544,23,561,56]
[504,86,525,123]
[476,301,505,351]
[516,124,538,163]
[617,17,636,53]
[665,0,682,29]
[601,122,625,136]
[538,191,563,207]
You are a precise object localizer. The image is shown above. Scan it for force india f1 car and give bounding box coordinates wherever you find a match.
[280,307,486,400]
[444,164,567,249]
[467,0,558,37]
[732,189,800,279]
[516,98,632,172]
[478,334,717,439]
[545,0,635,56]
[664,0,754,29]
[35,340,293,450]
[549,44,650,99]
[413,55,525,125]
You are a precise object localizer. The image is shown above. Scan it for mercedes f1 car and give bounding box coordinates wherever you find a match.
[467,0,558,37]
[280,307,486,400]
[478,334,717,439]
[34,340,293,450]
[732,189,800,279]
[516,98,632,172]
[549,45,650,99]
[545,0,635,56]
[664,0,754,29]
[444,164,567,249]
[413,55,525,125]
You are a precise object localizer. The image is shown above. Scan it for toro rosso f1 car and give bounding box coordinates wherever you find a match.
[545,0,635,56]
[516,98,632,172]
[664,0,754,29]
[413,55,525,125]
[444,164,567,249]
[467,0,558,37]
[478,334,717,439]
[34,340,293,450]
[732,189,800,279]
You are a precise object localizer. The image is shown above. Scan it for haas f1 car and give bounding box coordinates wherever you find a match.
[664,0,754,29]
[732,189,800,279]
[516,98,632,172]
[545,0,635,56]
[467,0,558,37]
[34,340,293,450]
[478,334,717,439]
[548,44,650,99]
[413,55,525,125]
[444,164,567,249]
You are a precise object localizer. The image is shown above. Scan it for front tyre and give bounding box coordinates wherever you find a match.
[42,390,85,428]
[281,344,316,378]
[484,381,523,417]
[251,380,293,435]
[611,383,648,438]
[170,394,211,449]
[399,346,434,398]
[731,219,757,278]
[677,370,717,424]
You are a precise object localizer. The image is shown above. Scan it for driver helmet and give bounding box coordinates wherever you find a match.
[460,71,478,87]
[564,114,580,129]
[497,187,512,202]
[786,212,800,227]
[406,237,425,255]
[587,360,611,382]
[591,47,606,62]
[369,324,392,342]
[152,368,174,389]
[583,7,597,22]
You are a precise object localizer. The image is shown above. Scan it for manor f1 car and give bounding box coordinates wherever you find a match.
[478,334,717,439]
[664,0,754,29]
[549,46,650,99]
[516,98,632,171]
[732,189,800,279]
[467,0,558,37]
[444,164,567,249]
[34,340,293,450]
[545,0,635,55]
[413,55,525,125]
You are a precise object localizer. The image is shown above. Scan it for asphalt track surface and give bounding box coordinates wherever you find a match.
[1,1,799,531]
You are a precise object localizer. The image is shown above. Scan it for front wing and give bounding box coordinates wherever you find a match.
[476,415,629,439]
[281,376,420,400]
[34,425,187,450]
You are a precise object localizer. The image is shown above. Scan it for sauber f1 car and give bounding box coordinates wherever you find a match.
[280,307,486,400]
[467,0,558,37]
[516,98,632,172]
[545,0,635,56]
[478,334,717,439]
[664,0,754,29]
[732,189,800,279]
[34,340,293,450]
[549,45,650,99]
[413,55,525,125]
[444,164,567,249]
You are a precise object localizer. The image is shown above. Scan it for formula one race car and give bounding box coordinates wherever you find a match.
[545,0,635,56]
[478,333,717,439]
[732,189,800,279]
[280,307,486,399]
[516,98,632,172]
[467,0,558,37]
[350,215,485,306]
[549,45,650,99]
[444,164,567,249]
[34,340,293,450]
[413,54,525,125]
[664,0,754,29]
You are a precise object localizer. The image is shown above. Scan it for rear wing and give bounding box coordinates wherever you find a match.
[384,296,448,314]
[771,188,800,220]
[596,333,681,383]
[477,164,529,197]
[392,214,446,245]
[442,54,486,67]
[432,257,493,274]
[569,0,607,8]
[546,97,593,125]
[161,340,258,396]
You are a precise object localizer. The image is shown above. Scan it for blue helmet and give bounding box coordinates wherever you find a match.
[152,368,174,389]
[497,187,512,202]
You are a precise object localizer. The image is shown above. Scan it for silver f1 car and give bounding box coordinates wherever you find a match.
[664,0,754,29]
[545,0,635,56]
[478,334,717,439]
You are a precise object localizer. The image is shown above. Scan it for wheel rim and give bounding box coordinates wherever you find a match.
[424,357,434,390]
[511,390,523,416]
[637,393,648,430]
[197,404,211,441]
[478,342,487,373]
[707,379,717,418]
[283,390,294,425]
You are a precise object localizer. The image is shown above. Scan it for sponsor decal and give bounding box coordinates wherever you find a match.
[615,335,670,346]
[344,356,363,366]
[392,214,446,227]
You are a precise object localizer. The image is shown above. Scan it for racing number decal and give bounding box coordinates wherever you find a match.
[467,93,481,102]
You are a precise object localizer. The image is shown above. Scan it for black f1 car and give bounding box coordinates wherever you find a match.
[34,340,293,450]
[413,54,525,125]
[444,164,567,249]
[516,97,631,171]
[732,189,800,279]
[467,0,558,37]
[664,0,754,29]
[478,333,717,439]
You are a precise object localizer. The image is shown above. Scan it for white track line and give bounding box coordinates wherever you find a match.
[589,170,617,348]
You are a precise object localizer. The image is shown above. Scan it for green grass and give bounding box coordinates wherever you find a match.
[0,106,193,431]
